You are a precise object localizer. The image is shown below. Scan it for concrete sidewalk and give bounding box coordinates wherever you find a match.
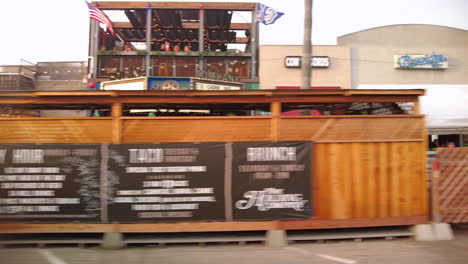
[1,226,467,264]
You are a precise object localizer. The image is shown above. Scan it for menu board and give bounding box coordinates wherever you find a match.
[107,143,226,222]
[231,141,312,220]
[0,144,101,222]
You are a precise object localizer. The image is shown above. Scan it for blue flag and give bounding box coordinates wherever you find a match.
[257,3,284,25]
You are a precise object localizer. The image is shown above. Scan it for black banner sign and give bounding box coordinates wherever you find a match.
[0,144,101,222]
[107,143,226,222]
[231,141,312,220]
[0,141,312,223]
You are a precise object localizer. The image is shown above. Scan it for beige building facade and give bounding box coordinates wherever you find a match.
[259,45,351,89]
[337,24,468,88]
[337,24,468,145]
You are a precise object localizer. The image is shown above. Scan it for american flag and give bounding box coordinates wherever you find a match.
[85,1,115,35]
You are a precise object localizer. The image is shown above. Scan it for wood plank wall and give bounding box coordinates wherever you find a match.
[0,118,113,143]
[0,113,428,228]
[314,142,427,219]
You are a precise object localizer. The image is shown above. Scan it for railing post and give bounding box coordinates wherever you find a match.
[270,101,281,141]
[112,103,123,143]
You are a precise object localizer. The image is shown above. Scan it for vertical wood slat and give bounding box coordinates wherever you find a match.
[409,142,421,216]
[398,143,407,216]
[367,143,377,218]
[377,143,389,217]
[420,117,429,217]
[343,144,353,219]
[402,143,412,216]
[390,143,400,217]
[351,143,364,218]
[314,143,329,219]
[329,144,343,218]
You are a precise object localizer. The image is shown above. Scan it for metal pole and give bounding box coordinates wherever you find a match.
[250,5,258,78]
[145,8,152,76]
[301,0,313,89]
[90,20,99,79]
[198,6,205,74]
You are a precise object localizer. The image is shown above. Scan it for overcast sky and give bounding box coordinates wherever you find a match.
[0,0,467,65]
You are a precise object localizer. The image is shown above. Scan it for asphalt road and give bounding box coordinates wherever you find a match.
[1,227,467,264]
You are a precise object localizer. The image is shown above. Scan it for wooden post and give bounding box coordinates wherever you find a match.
[270,101,281,141]
[431,160,441,223]
[112,103,123,143]
[421,115,429,218]
[413,101,420,114]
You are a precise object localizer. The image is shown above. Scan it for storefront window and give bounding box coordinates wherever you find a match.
[175,58,197,77]
[153,57,174,77]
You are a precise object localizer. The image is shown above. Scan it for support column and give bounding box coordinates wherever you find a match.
[250,5,258,78]
[112,103,122,143]
[270,101,281,141]
[89,20,100,79]
[145,8,152,76]
[198,6,205,74]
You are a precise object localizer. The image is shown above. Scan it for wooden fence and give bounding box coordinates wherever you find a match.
[0,90,429,233]
[438,147,468,223]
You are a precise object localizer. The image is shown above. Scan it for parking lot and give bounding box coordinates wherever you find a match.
[1,226,467,264]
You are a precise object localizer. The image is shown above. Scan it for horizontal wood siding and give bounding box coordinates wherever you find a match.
[122,117,271,142]
[0,119,112,143]
[279,116,423,142]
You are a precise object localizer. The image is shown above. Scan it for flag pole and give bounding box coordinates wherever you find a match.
[301,0,313,89]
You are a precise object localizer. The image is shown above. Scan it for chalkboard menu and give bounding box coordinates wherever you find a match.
[0,144,101,222]
[231,141,312,220]
[107,143,226,222]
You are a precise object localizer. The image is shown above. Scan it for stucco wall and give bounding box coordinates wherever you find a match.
[259,45,351,89]
[337,24,468,88]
